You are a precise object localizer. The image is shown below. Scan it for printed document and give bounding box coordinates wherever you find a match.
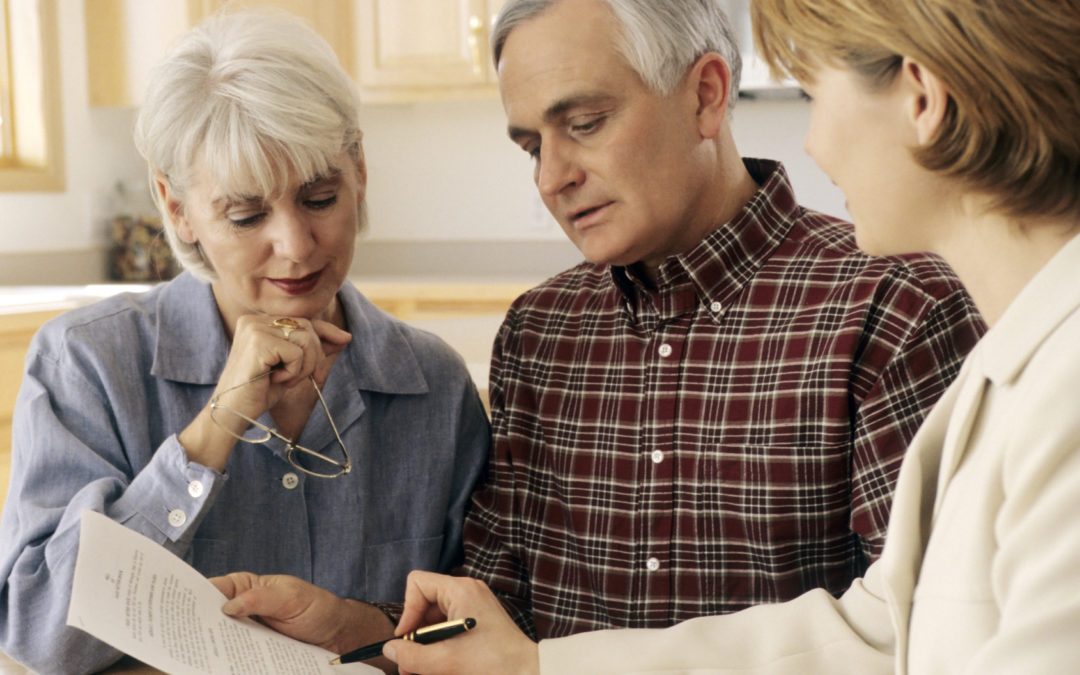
[67,510,378,674]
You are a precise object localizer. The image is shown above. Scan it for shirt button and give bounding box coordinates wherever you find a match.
[658,343,673,358]
[282,472,300,490]
[168,509,187,528]
[650,449,664,464]
[187,480,204,498]
[710,301,723,313]
[646,557,661,572]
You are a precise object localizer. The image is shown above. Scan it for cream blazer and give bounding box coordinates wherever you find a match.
[539,233,1080,674]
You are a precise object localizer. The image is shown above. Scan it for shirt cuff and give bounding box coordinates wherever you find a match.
[123,434,225,542]
[368,601,404,626]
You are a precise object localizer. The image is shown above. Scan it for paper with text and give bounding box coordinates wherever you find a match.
[67,510,379,674]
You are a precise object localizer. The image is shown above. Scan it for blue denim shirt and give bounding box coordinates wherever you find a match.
[0,272,490,674]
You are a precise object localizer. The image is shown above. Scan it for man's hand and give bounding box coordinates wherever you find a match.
[209,572,393,656]
[384,571,540,675]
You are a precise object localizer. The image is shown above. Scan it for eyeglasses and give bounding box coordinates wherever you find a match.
[209,370,352,478]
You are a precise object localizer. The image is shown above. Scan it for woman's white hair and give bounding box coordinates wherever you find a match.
[491,0,742,105]
[133,9,363,281]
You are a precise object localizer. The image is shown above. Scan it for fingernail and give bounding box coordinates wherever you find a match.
[383,643,397,662]
[222,599,241,616]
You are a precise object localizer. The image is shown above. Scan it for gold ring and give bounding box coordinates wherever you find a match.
[272,317,303,338]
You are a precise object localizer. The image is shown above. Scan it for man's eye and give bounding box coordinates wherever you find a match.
[570,116,604,134]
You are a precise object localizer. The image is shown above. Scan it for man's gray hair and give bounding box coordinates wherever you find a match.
[133,9,363,281]
[492,0,742,106]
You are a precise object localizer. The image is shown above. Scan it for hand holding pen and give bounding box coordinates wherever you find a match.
[381,571,541,675]
[330,617,476,664]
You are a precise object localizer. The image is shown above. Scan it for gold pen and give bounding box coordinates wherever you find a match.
[330,617,477,665]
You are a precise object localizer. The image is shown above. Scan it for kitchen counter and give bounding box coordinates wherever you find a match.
[0,276,538,316]
[0,283,154,315]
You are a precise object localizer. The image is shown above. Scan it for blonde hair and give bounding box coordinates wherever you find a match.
[752,0,1080,221]
[133,9,362,281]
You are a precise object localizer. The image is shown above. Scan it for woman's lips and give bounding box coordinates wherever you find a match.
[268,269,323,295]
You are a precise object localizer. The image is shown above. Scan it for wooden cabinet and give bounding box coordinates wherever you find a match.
[85,0,354,106]
[355,0,506,102]
[85,0,191,106]
[85,0,508,106]
[192,0,355,77]
[0,310,63,510]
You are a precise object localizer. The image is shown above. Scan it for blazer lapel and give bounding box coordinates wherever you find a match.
[931,348,988,516]
[878,351,976,673]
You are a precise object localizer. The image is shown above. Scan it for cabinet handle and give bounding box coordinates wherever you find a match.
[468,14,484,76]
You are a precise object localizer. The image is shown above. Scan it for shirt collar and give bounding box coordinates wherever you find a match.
[152,272,229,384]
[151,273,429,395]
[611,159,797,322]
[979,231,1080,385]
[336,282,429,395]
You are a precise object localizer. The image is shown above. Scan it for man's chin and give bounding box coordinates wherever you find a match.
[576,241,638,268]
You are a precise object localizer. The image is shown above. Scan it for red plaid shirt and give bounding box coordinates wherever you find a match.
[460,160,985,639]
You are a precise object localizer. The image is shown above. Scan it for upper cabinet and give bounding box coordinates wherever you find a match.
[85,0,508,107]
[355,0,505,103]
[85,0,192,107]
[195,0,356,76]
[85,0,354,106]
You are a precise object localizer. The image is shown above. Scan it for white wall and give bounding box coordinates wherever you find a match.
[0,1,847,268]
[356,96,848,245]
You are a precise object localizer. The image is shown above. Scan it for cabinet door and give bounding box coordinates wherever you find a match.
[85,0,192,106]
[86,0,355,106]
[192,0,355,77]
[357,0,504,100]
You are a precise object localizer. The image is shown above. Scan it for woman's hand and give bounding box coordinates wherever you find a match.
[218,315,350,417]
[179,315,351,471]
[209,572,394,656]
[385,571,540,675]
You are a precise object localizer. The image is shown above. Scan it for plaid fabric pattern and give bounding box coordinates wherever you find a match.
[460,160,986,639]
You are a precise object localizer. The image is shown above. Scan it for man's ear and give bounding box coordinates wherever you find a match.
[153,172,195,244]
[901,57,949,146]
[689,52,732,139]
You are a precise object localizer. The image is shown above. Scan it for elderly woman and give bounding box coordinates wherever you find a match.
[0,10,489,674]
[234,0,1080,673]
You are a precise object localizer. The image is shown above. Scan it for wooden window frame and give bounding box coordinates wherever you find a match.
[0,0,64,192]
[0,0,14,164]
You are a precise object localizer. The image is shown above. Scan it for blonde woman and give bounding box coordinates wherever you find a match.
[0,11,488,674]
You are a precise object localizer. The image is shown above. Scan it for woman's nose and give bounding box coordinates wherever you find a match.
[269,210,318,262]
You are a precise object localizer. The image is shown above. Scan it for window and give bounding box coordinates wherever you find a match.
[0,0,63,191]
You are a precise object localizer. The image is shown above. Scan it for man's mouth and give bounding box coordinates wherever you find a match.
[569,202,612,227]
